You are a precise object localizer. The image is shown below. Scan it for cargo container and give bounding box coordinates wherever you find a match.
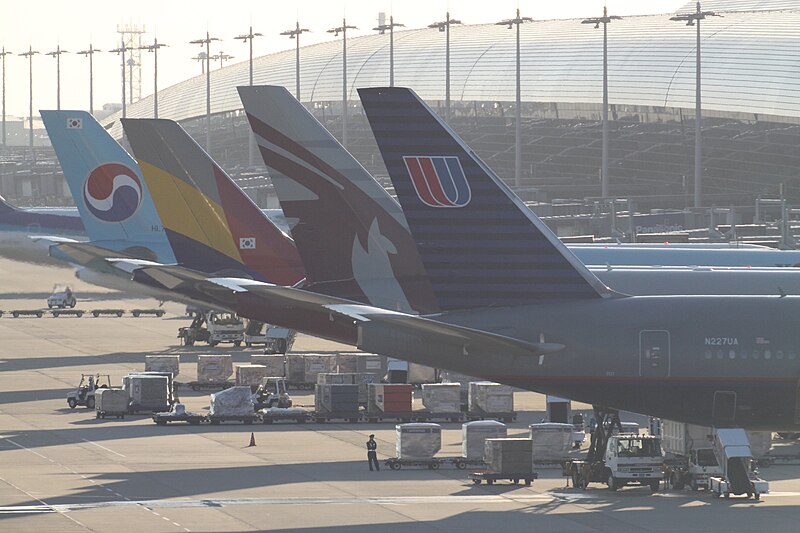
[396,423,441,460]
[197,354,233,384]
[304,354,337,384]
[313,384,360,422]
[408,363,437,385]
[367,383,413,414]
[468,382,514,421]
[126,375,170,413]
[145,355,180,377]
[95,388,129,419]
[422,383,461,413]
[249,354,285,377]
[235,364,270,389]
[209,386,256,422]
[335,352,384,374]
[485,438,533,475]
[529,423,573,462]
[286,353,306,387]
[462,420,508,460]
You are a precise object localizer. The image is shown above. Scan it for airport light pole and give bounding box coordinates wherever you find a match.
[374,14,404,87]
[190,32,221,152]
[19,47,38,149]
[671,2,719,208]
[428,12,461,120]
[582,6,621,198]
[236,26,263,167]
[192,51,208,74]
[327,19,357,148]
[45,45,68,111]
[211,51,234,69]
[1,47,11,147]
[281,22,310,99]
[498,9,532,189]
[76,45,101,115]
[109,41,133,118]
[139,38,167,119]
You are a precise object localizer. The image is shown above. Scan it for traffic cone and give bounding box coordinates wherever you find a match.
[248,432,256,447]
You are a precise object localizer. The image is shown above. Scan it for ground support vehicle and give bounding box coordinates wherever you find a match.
[708,428,769,500]
[466,411,516,423]
[91,309,124,317]
[51,309,84,318]
[564,408,664,492]
[260,408,310,424]
[666,450,722,491]
[365,411,464,424]
[253,377,292,410]
[178,311,244,347]
[11,309,44,318]
[468,470,538,486]
[207,413,260,425]
[131,309,165,317]
[66,374,111,409]
[47,285,76,309]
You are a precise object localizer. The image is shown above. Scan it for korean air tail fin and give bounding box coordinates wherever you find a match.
[121,118,305,286]
[359,87,613,310]
[238,85,438,313]
[41,110,175,262]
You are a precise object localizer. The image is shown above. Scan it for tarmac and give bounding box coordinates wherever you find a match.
[2,257,800,532]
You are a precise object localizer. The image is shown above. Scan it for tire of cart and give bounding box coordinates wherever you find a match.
[455,460,466,470]
[389,462,401,470]
[428,462,439,470]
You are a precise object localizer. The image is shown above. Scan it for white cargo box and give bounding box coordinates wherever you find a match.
[422,383,461,413]
[396,423,442,460]
[235,364,270,387]
[197,354,233,383]
[529,423,573,462]
[249,355,285,377]
[462,420,507,460]
[210,386,254,416]
[145,355,180,377]
[303,354,337,383]
[468,382,514,414]
[95,388,129,414]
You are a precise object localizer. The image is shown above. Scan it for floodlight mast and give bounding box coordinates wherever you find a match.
[109,40,134,118]
[77,45,102,115]
[428,12,461,120]
[670,1,720,208]
[139,38,168,118]
[327,19,357,147]
[374,15,404,87]
[236,27,263,167]
[45,45,68,111]
[19,47,39,149]
[190,32,221,152]
[1,47,12,147]
[281,22,310,99]
[582,6,622,198]
[497,9,532,190]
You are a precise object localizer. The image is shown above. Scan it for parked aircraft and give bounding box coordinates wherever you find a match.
[0,195,84,264]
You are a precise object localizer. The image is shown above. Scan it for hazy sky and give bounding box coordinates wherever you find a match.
[0,0,688,118]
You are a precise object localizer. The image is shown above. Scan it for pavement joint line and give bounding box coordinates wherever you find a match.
[80,438,126,457]
[0,474,91,531]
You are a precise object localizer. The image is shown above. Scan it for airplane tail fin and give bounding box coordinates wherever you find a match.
[238,85,438,313]
[41,110,175,262]
[0,195,16,214]
[359,87,612,309]
[121,118,305,286]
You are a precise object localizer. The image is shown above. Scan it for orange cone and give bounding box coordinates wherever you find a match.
[248,432,256,447]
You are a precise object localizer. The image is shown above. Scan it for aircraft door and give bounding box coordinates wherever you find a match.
[639,330,670,377]
[713,390,737,423]
[795,380,800,426]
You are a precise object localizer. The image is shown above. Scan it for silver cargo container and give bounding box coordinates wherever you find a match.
[468,382,514,414]
[529,423,573,462]
[303,354,337,384]
[210,386,254,416]
[485,438,533,474]
[462,420,507,460]
[286,353,306,384]
[249,355,285,377]
[396,423,442,460]
[145,355,180,377]
[422,383,461,413]
[662,420,772,459]
[95,388,129,416]
[235,364,270,388]
[197,354,233,384]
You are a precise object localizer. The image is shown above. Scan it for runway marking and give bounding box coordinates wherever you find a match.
[81,438,126,457]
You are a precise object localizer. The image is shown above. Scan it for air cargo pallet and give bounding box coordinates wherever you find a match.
[384,457,444,470]
[129,404,172,414]
[466,411,517,423]
[9,309,44,318]
[51,309,84,318]
[365,411,465,423]
[312,411,361,423]
[469,470,538,486]
[91,308,125,317]
[153,413,205,425]
[208,414,260,425]
[131,308,165,317]
[260,410,310,424]
[96,410,126,420]
[287,382,316,390]
[177,381,234,392]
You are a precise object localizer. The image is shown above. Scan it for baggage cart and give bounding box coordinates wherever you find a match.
[468,470,538,486]
[51,309,84,318]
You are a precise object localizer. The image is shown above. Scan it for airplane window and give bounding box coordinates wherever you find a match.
[753,350,760,360]
[729,350,736,360]
[704,350,712,360]
[777,351,784,360]
[716,350,724,360]
[789,351,797,360]
[740,350,748,360]
[764,350,772,360]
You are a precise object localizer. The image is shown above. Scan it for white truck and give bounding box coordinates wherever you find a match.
[47,284,76,309]
[567,433,665,492]
[708,428,769,500]
[178,311,244,347]
[243,321,296,354]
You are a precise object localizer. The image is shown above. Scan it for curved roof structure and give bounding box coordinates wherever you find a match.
[104,6,800,139]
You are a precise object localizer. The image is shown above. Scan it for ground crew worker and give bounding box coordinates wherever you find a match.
[366,434,379,471]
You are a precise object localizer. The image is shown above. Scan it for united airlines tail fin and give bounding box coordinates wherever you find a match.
[121,118,305,286]
[41,110,175,262]
[359,87,612,309]
[238,85,438,313]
